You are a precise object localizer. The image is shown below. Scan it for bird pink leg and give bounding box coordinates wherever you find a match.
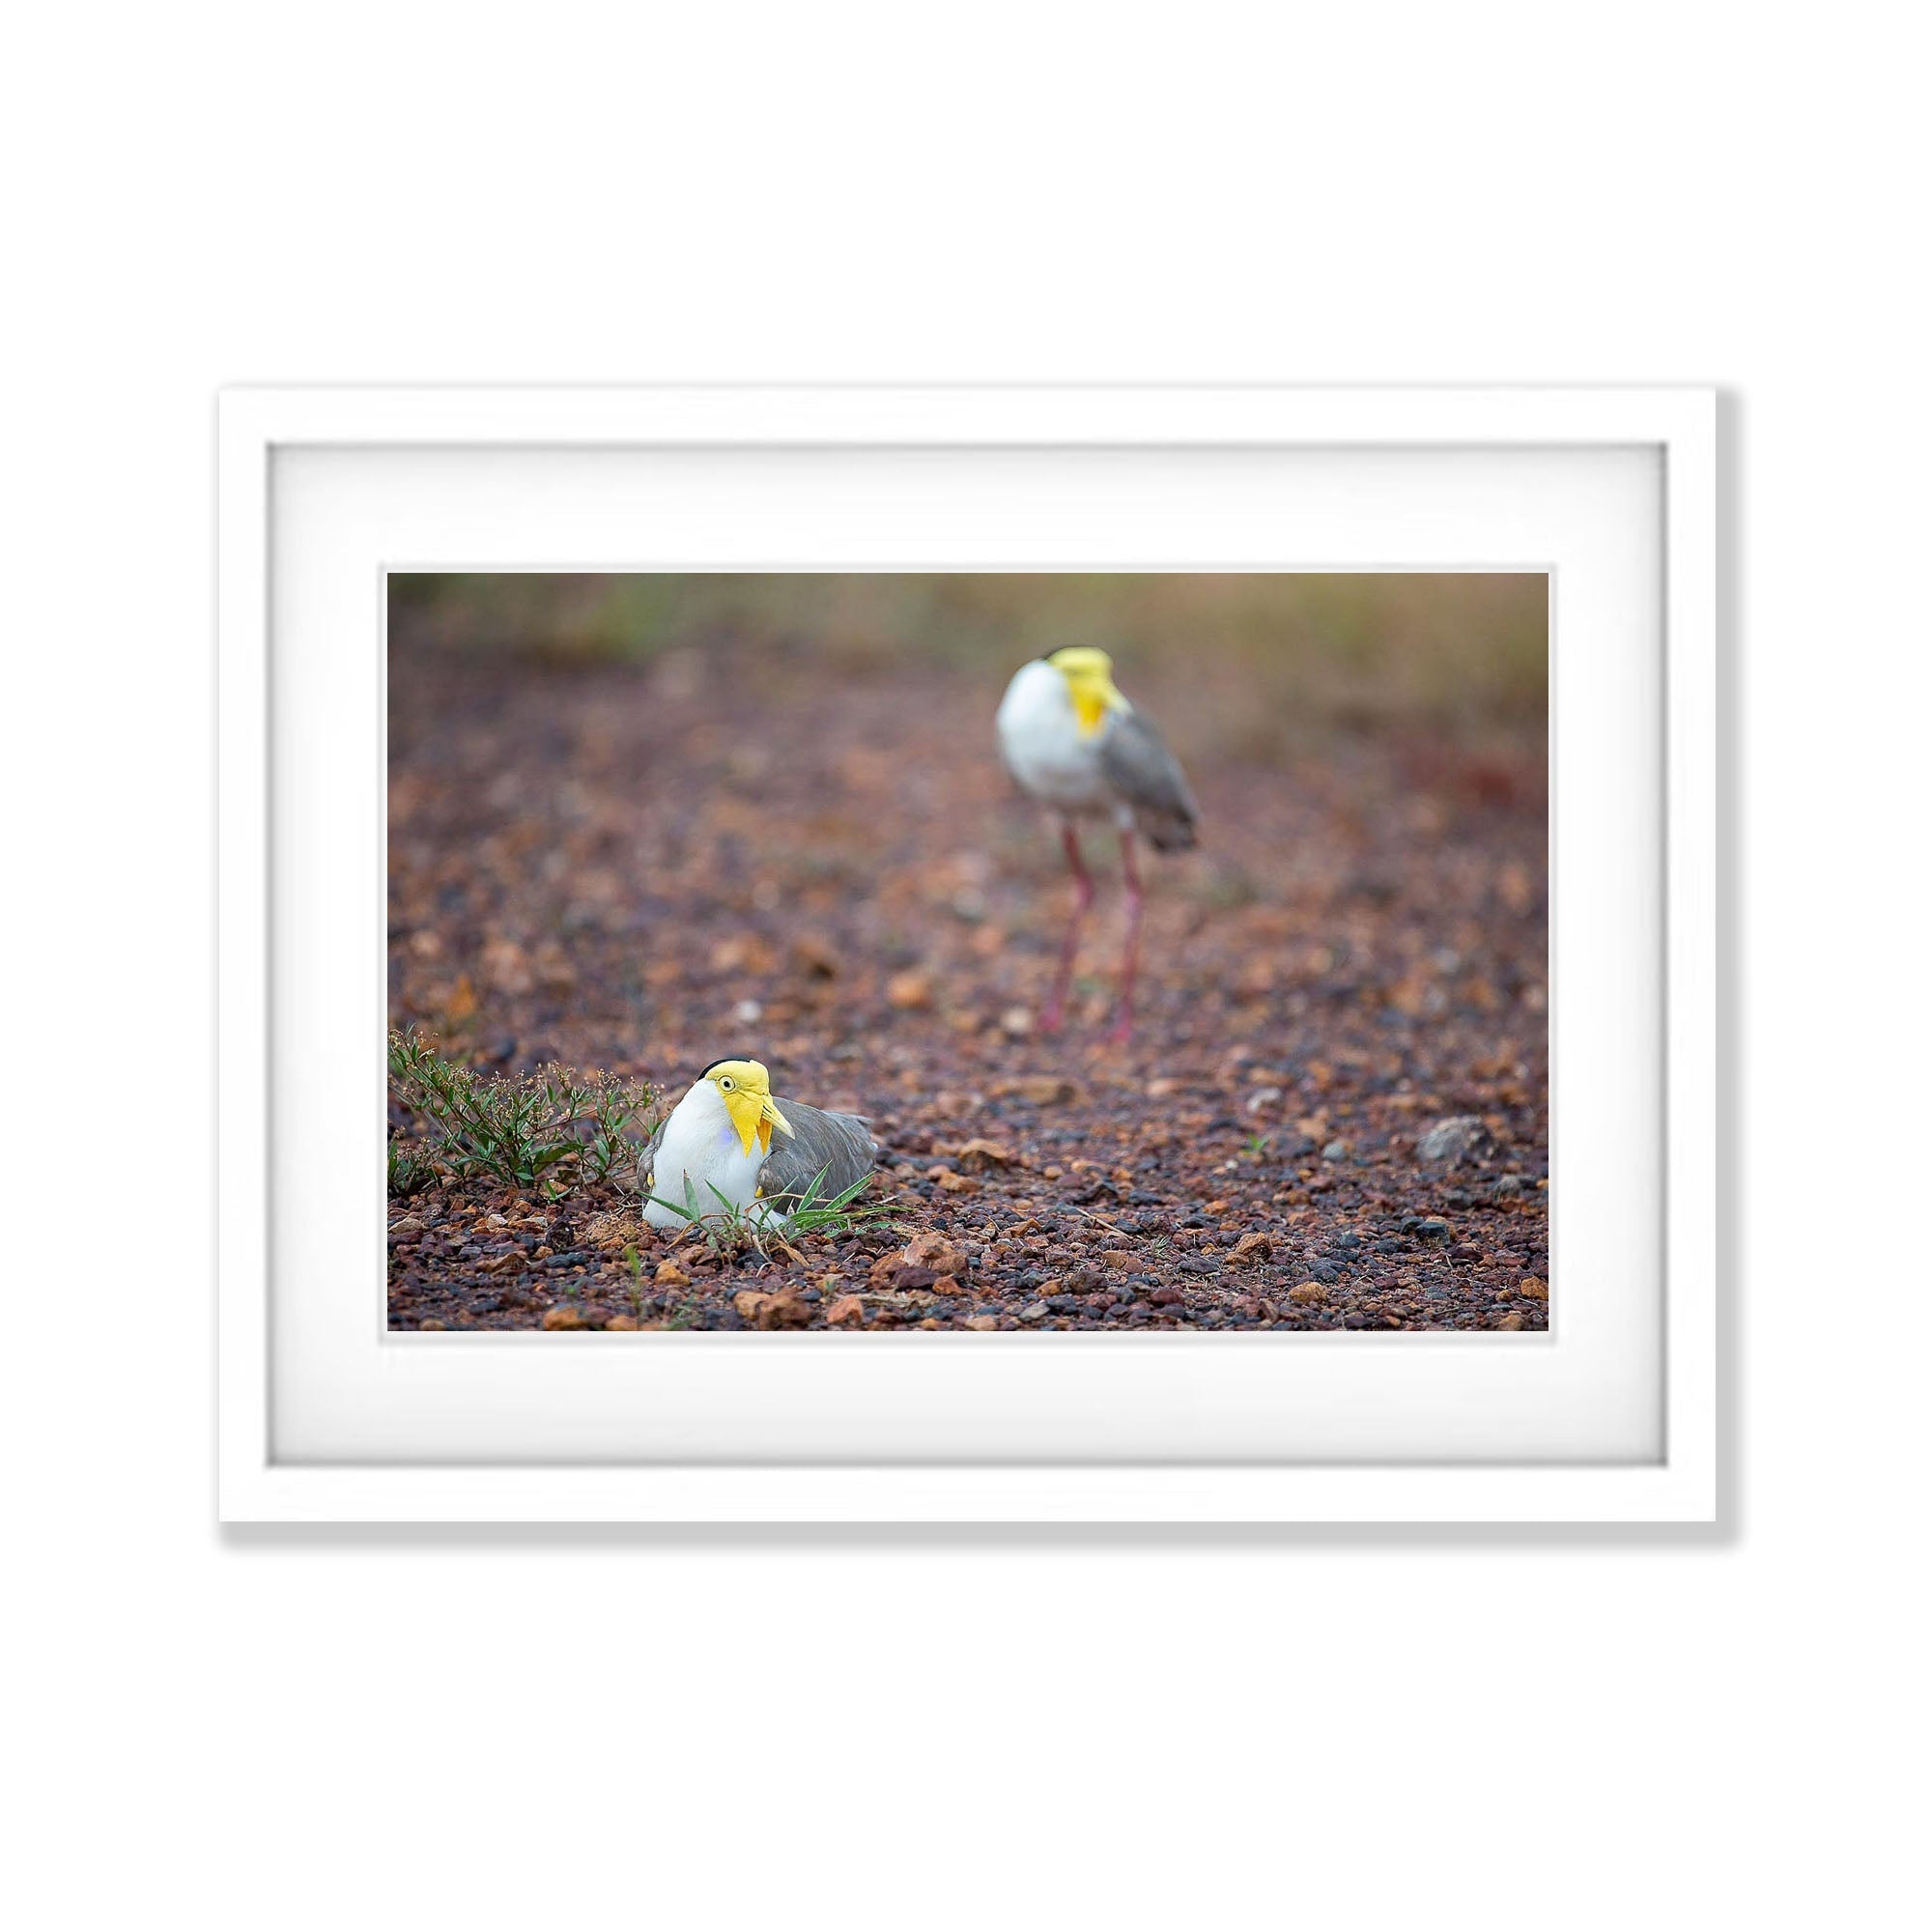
[1108,828,1144,1045]
[1040,820,1094,1035]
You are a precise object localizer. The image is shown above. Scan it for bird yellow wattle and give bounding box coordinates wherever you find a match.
[1048,646,1127,739]
[703,1058,794,1156]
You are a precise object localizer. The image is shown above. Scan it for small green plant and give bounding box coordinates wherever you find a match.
[387,1028,653,1198]
[786,1169,901,1240]
[1244,1131,1272,1157]
[643,1166,898,1262]
[584,1085,641,1185]
[387,1132,435,1198]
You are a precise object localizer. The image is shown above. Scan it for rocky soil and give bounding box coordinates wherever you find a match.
[388,636,1548,1332]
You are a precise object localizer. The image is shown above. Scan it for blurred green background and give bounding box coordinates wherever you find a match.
[389,572,1547,748]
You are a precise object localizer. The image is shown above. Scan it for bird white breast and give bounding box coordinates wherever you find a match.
[996,660,1115,813]
[641,1081,770,1230]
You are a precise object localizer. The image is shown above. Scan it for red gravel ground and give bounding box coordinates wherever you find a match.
[387,614,1548,1333]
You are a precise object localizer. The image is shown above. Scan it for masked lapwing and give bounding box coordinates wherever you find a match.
[638,1057,875,1230]
[997,646,1199,1042]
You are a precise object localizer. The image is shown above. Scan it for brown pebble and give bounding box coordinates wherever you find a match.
[994,1075,1081,1106]
[954,1138,1016,1171]
[755,1292,812,1331]
[886,969,933,1009]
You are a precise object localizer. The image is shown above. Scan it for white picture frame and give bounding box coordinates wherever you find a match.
[218,385,1716,1523]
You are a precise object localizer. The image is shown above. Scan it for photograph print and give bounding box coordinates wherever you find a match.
[386,572,1548,1334]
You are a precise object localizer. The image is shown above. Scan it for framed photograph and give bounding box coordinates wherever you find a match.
[218,385,1716,1522]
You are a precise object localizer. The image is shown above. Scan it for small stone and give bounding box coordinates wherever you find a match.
[826,1293,866,1325]
[733,1290,774,1322]
[605,1314,640,1330]
[481,938,533,995]
[540,1305,585,1330]
[886,969,933,1009]
[964,1314,1000,1331]
[953,1138,1016,1172]
[931,1166,978,1193]
[1495,1311,1526,1331]
[999,1007,1033,1038]
[1288,1280,1326,1305]
[1228,1231,1273,1265]
[903,1230,970,1278]
[1417,1116,1493,1167]
[1520,1276,1548,1299]
[1019,1300,1049,1322]
[790,933,842,979]
[1099,1248,1139,1269]
[417,1318,446,1330]
[1151,1284,1185,1307]
[1321,1139,1350,1162]
[390,1216,425,1238]
[995,1075,1082,1106]
[755,1291,812,1330]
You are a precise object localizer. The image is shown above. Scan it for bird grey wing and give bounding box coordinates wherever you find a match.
[1100,706,1200,851]
[635,1118,668,1198]
[758,1099,878,1209]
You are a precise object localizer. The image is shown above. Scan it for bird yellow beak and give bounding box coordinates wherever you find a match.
[722,1085,793,1156]
[1049,649,1128,738]
[1072,686,1111,736]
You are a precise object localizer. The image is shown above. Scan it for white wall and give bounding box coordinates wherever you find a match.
[4,5,1923,1927]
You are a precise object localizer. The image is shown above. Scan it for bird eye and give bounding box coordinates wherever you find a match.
[720,1076,733,1089]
